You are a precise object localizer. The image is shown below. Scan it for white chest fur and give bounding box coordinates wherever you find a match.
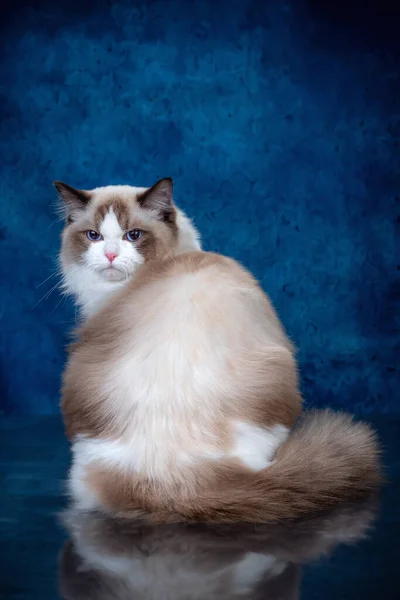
[62,264,127,319]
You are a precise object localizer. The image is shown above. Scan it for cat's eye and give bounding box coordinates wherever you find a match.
[86,230,103,242]
[125,229,143,242]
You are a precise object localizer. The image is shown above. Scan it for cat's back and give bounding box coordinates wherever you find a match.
[82,250,290,352]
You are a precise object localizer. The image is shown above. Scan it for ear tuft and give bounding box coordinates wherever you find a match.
[137,178,174,219]
[54,181,91,219]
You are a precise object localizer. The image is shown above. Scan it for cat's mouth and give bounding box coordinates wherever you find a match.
[100,265,128,282]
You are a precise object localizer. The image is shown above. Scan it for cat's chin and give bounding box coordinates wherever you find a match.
[100,267,129,282]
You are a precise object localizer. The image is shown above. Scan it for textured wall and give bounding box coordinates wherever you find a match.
[0,0,398,415]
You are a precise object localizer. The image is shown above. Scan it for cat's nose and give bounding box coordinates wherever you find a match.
[105,251,118,263]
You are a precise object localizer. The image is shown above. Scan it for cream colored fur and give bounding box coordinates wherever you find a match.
[63,251,301,512]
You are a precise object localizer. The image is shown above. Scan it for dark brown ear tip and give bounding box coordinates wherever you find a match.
[53,181,67,192]
[160,177,173,186]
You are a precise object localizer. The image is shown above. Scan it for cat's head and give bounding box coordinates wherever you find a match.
[56,178,200,317]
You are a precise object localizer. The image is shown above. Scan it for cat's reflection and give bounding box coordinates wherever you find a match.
[59,501,376,599]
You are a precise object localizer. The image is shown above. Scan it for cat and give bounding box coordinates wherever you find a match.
[57,178,381,523]
[56,177,201,319]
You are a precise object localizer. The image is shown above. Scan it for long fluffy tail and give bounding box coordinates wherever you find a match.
[171,410,382,524]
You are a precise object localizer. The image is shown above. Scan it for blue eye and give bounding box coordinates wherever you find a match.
[86,230,103,241]
[125,229,143,242]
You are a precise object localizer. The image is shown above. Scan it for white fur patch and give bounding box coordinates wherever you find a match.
[99,209,124,240]
[230,422,289,471]
[62,264,127,320]
[68,444,103,511]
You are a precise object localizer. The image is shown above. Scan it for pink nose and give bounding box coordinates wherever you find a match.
[105,251,118,263]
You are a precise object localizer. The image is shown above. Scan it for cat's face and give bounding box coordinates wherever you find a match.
[57,178,179,285]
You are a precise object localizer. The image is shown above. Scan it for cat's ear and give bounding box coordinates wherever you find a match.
[54,181,91,220]
[137,178,174,220]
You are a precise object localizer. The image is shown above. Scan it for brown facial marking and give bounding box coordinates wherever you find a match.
[136,219,178,262]
[64,228,91,264]
[112,199,132,232]
[93,196,178,238]
[94,199,131,232]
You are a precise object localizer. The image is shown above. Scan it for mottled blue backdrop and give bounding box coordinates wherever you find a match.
[0,0,398,415]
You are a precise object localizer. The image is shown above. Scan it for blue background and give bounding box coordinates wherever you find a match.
[0,0,398,415]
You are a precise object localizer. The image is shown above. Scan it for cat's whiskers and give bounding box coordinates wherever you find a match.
[35,268,63,289]
[46,265,96,320]
[32,280,63,309]
[44,292,69,320]
[33,264,83,310]
[46,214,65,232]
